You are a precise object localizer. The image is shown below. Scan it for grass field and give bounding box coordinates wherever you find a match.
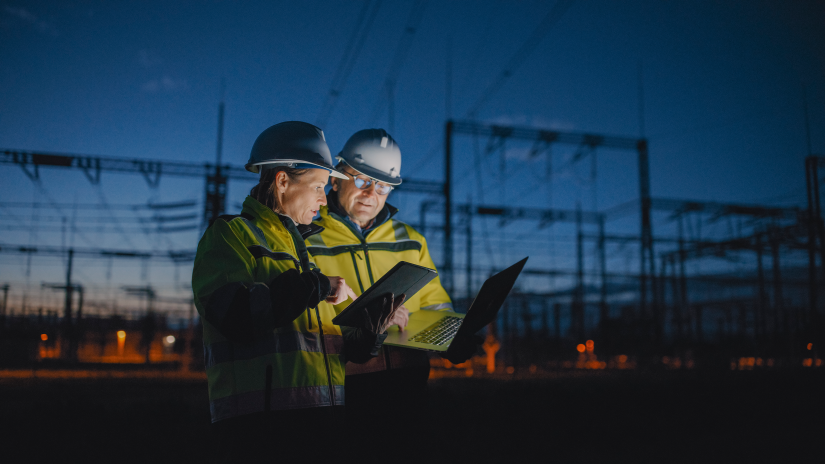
[1,369,822,463]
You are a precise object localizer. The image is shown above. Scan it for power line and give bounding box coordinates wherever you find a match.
[315,0,383,128]
[465,0,575,118]
[367,0,430,128]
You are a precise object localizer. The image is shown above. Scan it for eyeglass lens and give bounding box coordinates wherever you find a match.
[352,177,392,195]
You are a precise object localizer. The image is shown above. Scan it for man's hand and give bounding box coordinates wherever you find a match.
[386,303,409,330]
[362,293,406,334]
[442,334,483,364]
[325,276,358,305]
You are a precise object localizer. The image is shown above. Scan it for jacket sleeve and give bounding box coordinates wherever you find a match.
[415,234,453,311]
[192,219,331,342]
[341,326,388,364]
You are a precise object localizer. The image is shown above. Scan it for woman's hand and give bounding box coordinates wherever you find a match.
[325,276,358,305]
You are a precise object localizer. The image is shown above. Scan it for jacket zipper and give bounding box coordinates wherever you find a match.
[336,218,392,370]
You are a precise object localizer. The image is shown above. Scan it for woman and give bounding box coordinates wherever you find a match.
[192,121,403,461]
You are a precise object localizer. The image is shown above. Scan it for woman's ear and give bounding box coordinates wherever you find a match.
[331,178,339,192]
[275,171,290,194]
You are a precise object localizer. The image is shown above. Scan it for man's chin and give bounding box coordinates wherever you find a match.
[351,208,377,220]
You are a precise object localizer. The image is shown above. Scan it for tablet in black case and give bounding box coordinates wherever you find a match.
[331,261,437,328]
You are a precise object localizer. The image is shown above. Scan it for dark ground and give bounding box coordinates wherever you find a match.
[1,369,822,463]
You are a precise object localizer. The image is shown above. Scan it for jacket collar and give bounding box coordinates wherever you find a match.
[241,196,324,240]
[325,190,398,237]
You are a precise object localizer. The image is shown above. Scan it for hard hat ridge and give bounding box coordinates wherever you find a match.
[337,128,403,186]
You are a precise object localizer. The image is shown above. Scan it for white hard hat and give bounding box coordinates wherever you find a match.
[245,121,349,179]
[336,129,402,185]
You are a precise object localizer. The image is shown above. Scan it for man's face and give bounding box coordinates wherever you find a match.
[333,167,390,226]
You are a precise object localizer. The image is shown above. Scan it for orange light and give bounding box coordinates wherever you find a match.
[117,330,126,357]
[803,358,813,367]
[585,340,594,352]
[40,334,48,341]
[506,366,515,374]
[618,354,628,363]
[576,344,586,353]
[807,343,813,350]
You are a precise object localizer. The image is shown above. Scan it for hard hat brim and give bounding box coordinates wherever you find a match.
[337,159,402,186]
[247,160,350,180]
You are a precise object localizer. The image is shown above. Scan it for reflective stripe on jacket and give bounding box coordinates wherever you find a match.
[193,196,345,423]
[307,201,452,375]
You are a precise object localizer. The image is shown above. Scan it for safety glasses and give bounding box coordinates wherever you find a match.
[349,174,393,195]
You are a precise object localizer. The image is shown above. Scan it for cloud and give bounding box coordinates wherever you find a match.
[3,5,58,36]
[141,75,188,93]
[137,49,162,68]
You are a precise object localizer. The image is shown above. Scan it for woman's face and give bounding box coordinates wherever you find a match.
[278,169,329,224]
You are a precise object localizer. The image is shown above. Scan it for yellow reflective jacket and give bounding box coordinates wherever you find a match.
[193,196,346,423]
[307,195,452,374]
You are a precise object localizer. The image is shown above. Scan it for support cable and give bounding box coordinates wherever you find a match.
[315,0,383,128]
[464,0,575,118]
[368,0,429,127]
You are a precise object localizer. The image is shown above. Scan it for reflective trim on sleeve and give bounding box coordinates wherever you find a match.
[204,332,344,368]
[307,243,359,257]
[420,303,453,311]
[238,217,269,248]
[391,220,410,241]
[306,232,326,247]
[365,240,422,253]
[210,385,345,422]
[247,245,299,264]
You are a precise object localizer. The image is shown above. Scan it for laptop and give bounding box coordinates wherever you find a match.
[383,257,528,352]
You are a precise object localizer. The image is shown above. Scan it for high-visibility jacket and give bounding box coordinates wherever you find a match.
[306,197,452,374]
[193,196,347,423]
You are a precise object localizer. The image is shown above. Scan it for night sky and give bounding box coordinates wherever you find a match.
[1,0,824,309]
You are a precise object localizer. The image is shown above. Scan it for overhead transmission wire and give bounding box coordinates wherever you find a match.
[94,186,137,249]
[472,128,500,272]
[408,0,576,175]
[455,1,499,104]
[315,0,383,128]
[367,0,430,130]
[464,0,575,118]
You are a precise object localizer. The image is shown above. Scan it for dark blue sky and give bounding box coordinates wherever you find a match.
[1,1,823,307]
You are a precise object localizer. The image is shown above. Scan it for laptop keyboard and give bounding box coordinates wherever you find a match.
[409,316,463,345]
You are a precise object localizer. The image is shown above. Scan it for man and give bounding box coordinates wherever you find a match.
[307,129,477,444]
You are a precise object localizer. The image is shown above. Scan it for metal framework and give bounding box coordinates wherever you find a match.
[444,120,653,313]
[2,149,444,226]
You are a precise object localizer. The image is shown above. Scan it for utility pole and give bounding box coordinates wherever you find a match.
[64,248,74,323]
[0,284,8,327]
[465,204,473,301]
[204,82,228,228]
[64,248,76,361]
[805,157,823,323]
[573,205,585,340]
[444,120,453,294]
[637,139,654,319]
[598,215,608,331]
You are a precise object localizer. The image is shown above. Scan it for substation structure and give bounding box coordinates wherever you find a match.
[1,125,824,366]
[0,147,441,364]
